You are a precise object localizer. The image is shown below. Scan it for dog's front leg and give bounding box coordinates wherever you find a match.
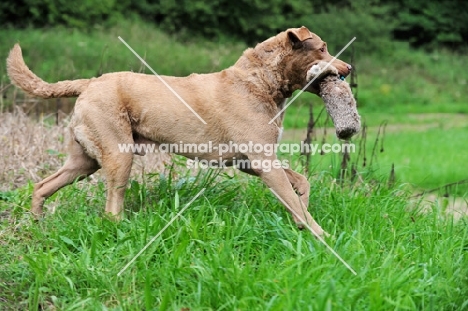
[246,156,326,236]
[284,168,310,208]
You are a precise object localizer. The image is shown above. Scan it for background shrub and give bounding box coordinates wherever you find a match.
[1,0,466,51]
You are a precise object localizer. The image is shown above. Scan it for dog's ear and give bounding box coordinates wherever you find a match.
[287,26,312,49]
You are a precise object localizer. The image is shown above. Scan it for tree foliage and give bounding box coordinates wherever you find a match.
[1,0,466,50]
[390,0,468,49]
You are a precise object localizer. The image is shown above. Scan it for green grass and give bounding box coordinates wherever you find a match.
[282,99,468,130]
[279,101,468,195]
[1,169,468,310]
[363,126,468,193]
[279,121,468,196]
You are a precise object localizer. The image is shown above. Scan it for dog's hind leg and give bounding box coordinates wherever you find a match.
[100,152,133,220]
[32,135,100,218]
[98,137,134,220]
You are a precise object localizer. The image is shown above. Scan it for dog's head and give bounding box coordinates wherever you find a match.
[281,26,352,93]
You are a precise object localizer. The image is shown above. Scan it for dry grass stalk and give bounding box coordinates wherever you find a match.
[0,108,172,191]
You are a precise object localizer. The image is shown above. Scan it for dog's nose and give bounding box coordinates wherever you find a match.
[340,63,352,78]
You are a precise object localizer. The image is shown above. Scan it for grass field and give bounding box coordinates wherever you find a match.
[281,110,468,196]
[1,20,468,310]
[1,170,468,310]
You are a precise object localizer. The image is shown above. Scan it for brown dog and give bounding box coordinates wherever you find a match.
[7,26,355,236]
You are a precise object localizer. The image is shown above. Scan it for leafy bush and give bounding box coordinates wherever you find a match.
[0,0,131,29]
[390,1,468,49]
[0,0,466,51]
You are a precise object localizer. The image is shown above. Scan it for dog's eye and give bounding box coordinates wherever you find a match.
[319,47,325,53]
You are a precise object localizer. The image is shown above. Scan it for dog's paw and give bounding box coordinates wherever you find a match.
[30,208,44,221]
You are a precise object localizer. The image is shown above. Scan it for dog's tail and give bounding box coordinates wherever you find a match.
[7,44,90,98]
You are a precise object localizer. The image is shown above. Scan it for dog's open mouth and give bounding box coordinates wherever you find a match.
[305,62,361,140]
